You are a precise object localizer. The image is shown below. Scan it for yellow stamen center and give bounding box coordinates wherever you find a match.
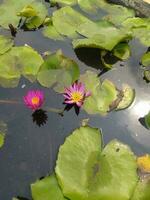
[137,154,150,173]
[32,97,39,105]
[71,92,83,103]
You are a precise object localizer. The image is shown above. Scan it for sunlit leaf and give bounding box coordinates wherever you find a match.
[80,71,118,115]
[56,126,138,200]
[0,35,13,55]
[31,175,67,200]
[37,50,79,93]
[122,18,150,47]
[141,52,150,67]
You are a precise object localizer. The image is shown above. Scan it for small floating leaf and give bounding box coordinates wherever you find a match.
[144,112,150,129]
[116,84,135,110]
[141,52,150,67]
[24,2,48,29]
[31,175,66,200]
[80,71,118,115]
[113,43,131,60]
[37,50,79,93]
[144,70,150,82]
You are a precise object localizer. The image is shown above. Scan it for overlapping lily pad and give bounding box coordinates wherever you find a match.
[31,175,67,200]
[0,45,43,87]
[80,71,118,115]
[56,126,138,200]
[37,50,79,93]
[0,0,47,29]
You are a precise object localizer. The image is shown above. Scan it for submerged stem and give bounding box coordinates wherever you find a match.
[0,100,21,104]
[45,107,65,116]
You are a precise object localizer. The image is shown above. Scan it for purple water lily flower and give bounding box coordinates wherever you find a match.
[63,82,91,107]
[23,90,44,110]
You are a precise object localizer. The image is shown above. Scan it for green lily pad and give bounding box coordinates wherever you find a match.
[122,18,150,47]
[73,26,130,51]
[51,0,77,6]
[43,21,64,40]
[0,0,47,29]
[0,45,43,87]
[37,50,79,93]
[24,2,48,29]
[144,112,150,129]
[116,84,135,111]
[0,35,13,55]
[141,52,150,67]
[113,43,131,60]
[56,126,138,200]
[31,175,67,200]
[131,178,150,200]
[52,6,92,39]
[80,71,118,115]
[55,126,102,200]
[0,0,33,29]
[144,70,150,82]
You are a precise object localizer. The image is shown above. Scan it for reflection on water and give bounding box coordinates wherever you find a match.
[132,101,150,118]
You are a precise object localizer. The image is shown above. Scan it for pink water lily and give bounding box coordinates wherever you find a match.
[63,82,91,107]
[23,90,44,110]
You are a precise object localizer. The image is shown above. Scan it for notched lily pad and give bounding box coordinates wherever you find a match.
[80,71,118,115]
[116,84,135,111]
[56,126,138,200]
[37,49,79,93]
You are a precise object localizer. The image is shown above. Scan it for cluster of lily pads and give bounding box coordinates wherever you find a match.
[13,126,150,200]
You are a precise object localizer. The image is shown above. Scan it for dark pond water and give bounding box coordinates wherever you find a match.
[0,1,150,200]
